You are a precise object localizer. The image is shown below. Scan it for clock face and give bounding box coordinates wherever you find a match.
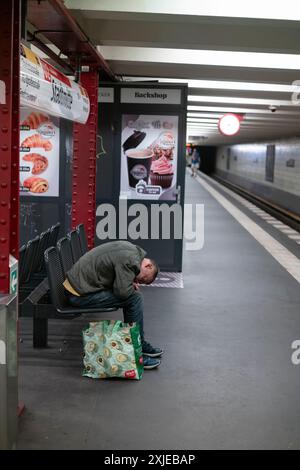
[218,113,241,136]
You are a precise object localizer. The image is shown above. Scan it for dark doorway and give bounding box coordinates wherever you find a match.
[198,146,216,175]
[265,144,275,182]
[226,148,231,171]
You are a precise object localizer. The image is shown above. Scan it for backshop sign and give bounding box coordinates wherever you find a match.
[20,44,90,124]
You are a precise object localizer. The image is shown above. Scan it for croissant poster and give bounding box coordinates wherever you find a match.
[120,115,179,201]
[20,107,60,197]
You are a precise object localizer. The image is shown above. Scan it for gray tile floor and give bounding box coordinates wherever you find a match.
[17,174,300,449]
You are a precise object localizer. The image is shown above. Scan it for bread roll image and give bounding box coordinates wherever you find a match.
[23,177,49,194]
[22,153,48,175]
[21,134,52,151]
[22,112,50,129]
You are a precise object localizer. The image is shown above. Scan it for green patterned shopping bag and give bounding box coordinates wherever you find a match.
[82,320,143,380]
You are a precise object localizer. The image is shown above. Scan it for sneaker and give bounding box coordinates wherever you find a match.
[142,340,164,358]
[143,355,161,370]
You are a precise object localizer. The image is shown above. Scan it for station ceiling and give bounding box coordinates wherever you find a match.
[38,1,300,145]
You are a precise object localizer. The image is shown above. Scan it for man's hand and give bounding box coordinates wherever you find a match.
[133,281,140,291]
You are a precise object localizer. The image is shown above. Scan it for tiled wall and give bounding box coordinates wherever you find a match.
[216,138,300,197]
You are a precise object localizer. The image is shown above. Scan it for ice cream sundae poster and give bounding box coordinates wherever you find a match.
[120,115,179,201]
[19,107,60,197]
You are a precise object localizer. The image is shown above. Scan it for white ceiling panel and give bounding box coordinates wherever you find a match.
[64,1,300,144]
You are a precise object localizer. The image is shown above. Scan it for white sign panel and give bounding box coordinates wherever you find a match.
[20,44,90,124]
[98,87,114,103]
[121,88,181,105]
[9,255,18,295]
[120,114,179,201]
[20,107,60,197]
[0,340,6,365]
[0,80,5,104]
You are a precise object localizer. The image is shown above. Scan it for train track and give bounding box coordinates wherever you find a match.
[212,175,300,233]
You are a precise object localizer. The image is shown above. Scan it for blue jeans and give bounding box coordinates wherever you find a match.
[66,289,144,339]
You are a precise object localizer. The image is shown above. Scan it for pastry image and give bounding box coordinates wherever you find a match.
[23,177,49,193]
[22,153,48,175]
[150,156,174,188]
[151,131,175,160]
[21,134,53,151]
[22,112,49,129]
[152,145,173,160]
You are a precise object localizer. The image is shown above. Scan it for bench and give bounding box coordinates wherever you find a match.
[77,223,88,255]
[19,223,61,292]
[18,223,60,344]
[39,245,117,347]
[68,229,82,263]
[21,224,117,348]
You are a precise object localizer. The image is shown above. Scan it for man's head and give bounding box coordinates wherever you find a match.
[136,258,159,285]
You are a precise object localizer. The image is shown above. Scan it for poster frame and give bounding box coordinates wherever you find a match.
[97,82,188,272]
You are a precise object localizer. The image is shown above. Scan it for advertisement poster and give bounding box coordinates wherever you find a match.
[120,115,178,200]
[20,107,60,197]
[20,44,90,123]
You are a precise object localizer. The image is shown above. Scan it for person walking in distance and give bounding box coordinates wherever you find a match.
[191,147,200,177]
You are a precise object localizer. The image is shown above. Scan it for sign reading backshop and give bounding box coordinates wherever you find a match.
[121,88,181,105]
[20,44,90,124]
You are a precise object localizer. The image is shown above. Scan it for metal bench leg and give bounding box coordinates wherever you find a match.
[33,315,48,348]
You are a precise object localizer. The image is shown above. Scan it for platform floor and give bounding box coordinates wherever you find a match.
[17,172,300,450]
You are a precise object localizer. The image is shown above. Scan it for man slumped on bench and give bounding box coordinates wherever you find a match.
[63,241,163,369]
